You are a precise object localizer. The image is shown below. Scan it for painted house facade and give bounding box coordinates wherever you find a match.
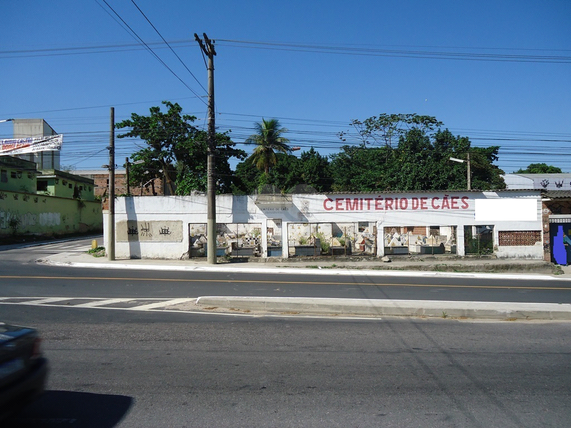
[0,156,102,238]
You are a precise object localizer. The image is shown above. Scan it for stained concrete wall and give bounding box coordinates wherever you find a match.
[0,190,102,238]
[106,191,543,260]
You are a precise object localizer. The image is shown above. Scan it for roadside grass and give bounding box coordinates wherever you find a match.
[87,246,106,258]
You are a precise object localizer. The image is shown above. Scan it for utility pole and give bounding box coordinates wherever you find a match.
[108,107,116,261]
[466,152,471,191]
[450,153,472,191]
[195,33,217,264]
[125,157,130,196]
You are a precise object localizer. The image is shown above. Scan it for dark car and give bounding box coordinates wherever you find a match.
[0,323,48,420]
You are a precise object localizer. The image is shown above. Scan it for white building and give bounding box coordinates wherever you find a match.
[104,190,545,260]
[503,173,571,191]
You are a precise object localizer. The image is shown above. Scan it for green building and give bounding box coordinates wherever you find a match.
[0,155,102,239]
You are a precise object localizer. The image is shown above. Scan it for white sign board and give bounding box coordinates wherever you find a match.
[0,134,63,155]
[475,198,537,222]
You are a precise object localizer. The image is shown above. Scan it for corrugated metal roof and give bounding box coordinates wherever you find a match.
[542,190,571,199]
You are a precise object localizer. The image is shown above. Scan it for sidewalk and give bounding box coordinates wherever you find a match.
[38,251,571,321]
[39,250,569,279]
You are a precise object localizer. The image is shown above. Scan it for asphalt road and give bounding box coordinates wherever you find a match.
[2,239,571,427]
[3,304,571,428]
[1,238,571,306]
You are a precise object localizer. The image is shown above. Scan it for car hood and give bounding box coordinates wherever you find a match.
[0,323,35,345]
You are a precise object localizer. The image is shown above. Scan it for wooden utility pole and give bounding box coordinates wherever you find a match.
[467,152,471,191]
[195,33,217,264]
[108,107,115,261]
[125,157,130,196]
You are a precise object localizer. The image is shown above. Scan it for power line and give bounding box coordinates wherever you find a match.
[98,0,207,104]
[5,37,571,64]
[0,97,203,117]
[0,40,195,59]
[216,39,571,64]
[128,0,207,93]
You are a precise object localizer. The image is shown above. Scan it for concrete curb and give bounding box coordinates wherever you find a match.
[196,296,571,320]
[39,257,568,281]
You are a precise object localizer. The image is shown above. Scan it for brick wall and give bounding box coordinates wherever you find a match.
[79,171,163,198]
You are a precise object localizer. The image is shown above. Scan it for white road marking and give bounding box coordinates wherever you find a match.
[131,298,195,310]
[73,298,134,308]
[23,297,72,305]
[0,297,196,312]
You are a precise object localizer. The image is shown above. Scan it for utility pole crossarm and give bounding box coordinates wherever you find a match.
[195,33,216,56]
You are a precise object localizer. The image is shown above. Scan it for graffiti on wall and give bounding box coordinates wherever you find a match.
[0,210,61,230]
[117,220,183,242]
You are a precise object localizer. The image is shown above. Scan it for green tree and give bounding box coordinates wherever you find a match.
[515,163,563,174]
[117,101,245,195]
[174,130,245,194]
[470,146,506,190]
[232,159,263,195]
[233,147,333,194]
[340,113,443,147]
[245,118,292,176]
[331,117,505,192]
[294,147,333,192]
[330,145,396,192]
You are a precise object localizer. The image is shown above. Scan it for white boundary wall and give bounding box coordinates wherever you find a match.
[105,190,544,260]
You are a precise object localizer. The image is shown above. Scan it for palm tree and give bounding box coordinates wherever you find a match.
[245,118,291,175]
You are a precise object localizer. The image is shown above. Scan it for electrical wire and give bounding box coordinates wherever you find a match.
[4,37,571,64]
[97,0,207,104]
[216,39,571,64]
[128,0,207,93]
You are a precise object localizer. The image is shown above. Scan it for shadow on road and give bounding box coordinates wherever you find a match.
[6,390,133,428]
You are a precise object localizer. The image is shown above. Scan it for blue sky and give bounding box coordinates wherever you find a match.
[1,0,570,173]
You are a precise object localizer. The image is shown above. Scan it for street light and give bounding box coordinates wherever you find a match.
[125,158,144,196]
[450,154,471,190]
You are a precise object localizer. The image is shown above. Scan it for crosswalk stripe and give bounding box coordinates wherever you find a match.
[131,298,195,310]
[24,297,71,305]
[0,297,197,312]
[73,298,134,308]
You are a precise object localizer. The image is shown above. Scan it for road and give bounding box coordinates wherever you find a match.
[1,238,571,427]
[3,304,571,428]
[1,238,571,306]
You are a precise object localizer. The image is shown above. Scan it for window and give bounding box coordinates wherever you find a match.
[37,180,48,191]
[10,171,17,179]
[464,225,494,255]
[1,170,7,183]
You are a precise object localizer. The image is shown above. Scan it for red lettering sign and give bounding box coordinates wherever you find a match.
[322,196,470,212]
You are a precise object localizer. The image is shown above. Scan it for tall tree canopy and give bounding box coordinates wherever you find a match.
[331,123,505,191]
[116,101,245,195]
[515,163,563,174]
[245,118,292,176]
[340,113,443,147]
[233,148,333,194]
